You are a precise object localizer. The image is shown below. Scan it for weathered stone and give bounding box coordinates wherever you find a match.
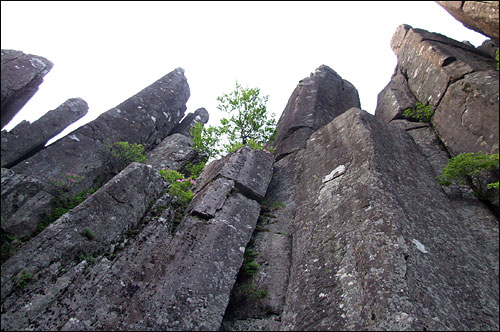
[146,133,196,171]
[222,153,299,328]
[390,24,495,109]
[195,146,274,201]
[0,162,167,331]
[437,1,499,42]
[187,177,235,218]
[375,69,419,123]
[477,38,499,59]
[433,69,499,156]
[280,108,498,330]
[11,67,189,194]
[0,168,55,238]
[1,49,53,129]
[273,64,360,159]
[1,98,88,168]
[172,107,209,137]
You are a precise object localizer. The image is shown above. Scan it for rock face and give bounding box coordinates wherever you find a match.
[1,9,499,330]
[1,49,53,129]
[436,1,499,42]
[1,147,274,331]
[172,107,210,137]
[273,65,360,160]
[1,98,88,168]
[11,67,189,190]
[279,108,498,330]
[377,24,499,156]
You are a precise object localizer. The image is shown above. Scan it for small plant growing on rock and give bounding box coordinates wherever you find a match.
[13,270,37,290]
[81,228,95,240]
[159,169,196,206]
[101,141,147,175]
[402,103,434,123]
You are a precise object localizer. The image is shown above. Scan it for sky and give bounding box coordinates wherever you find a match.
[1,1,489,145]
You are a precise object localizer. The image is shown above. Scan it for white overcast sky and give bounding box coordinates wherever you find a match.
[1,1,488,144]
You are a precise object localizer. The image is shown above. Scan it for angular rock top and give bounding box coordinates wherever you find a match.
[437,1,499,43]
[1,49,54,129]
[273,64,360,160]
[195,145,274,201]
[381,24,498,157]
[1,98,88,168]
[11,67,190,192]
[172,107,210,137]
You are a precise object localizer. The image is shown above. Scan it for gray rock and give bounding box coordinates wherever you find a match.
[146,133,197,171]
[375,69,419,123]
[433,70,499,156]
[0,168,55,237]
[11,67,189,195]
[187,177,235,218]
[273,64,360,159]
[0,162,168,331]
[280,108,498,330]
[172,107,210,137]
[436,1,499,42]
[1,49,53,129]
[1,98,88,168]
[477,39,499,59]
[195,146,274,201]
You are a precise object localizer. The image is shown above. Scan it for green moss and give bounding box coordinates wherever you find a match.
[81,228,95,240]
[402,103,434,123]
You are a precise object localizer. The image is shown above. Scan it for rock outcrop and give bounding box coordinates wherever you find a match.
[1,6,499,329]
[377,24,499,156]
[436,1,499,42]
[273,65,360,160]
[1,49,53,129]
[172,107,210,137]
[1,98,88,168]
[1,146,274,331]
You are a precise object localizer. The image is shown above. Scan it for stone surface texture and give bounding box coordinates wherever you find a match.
[279,108,497,330]
[436,1,499,42]
[0,162,168,331]
[1,49,53,129]
[273,64,360,160]
[172,107,210,137]
[1,98,88,168]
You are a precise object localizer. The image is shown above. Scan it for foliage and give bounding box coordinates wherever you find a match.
[81,228,95,240]
[77,253,95,264]
[38,187,98,234]
[191,82,277,160]
[402,102,434,123]
[13,270,37,290]
[242,248,260,277]
[159,169,196,206]
[101,141,147,175]
[183,160,206,179]
[436,151,499,190]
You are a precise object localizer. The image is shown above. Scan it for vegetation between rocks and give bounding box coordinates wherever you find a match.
[402,102,434,123]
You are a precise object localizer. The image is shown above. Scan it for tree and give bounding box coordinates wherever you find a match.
[192,81,277,160]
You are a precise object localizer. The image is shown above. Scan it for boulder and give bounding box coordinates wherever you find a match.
[172,107,210,137]
[273,65,360,159]
[436,1,499,42]
[0,162,168,330]
[1,98,88,168]
[279,108,498,330]
[1,49,53,129]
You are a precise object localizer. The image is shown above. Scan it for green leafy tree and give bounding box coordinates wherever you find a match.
[436,151,499,192]
[192,82,277,160]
